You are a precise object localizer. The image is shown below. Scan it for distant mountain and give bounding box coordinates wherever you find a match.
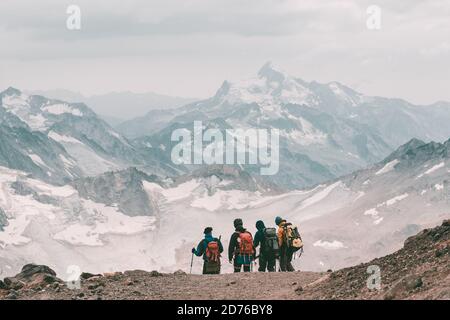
[121,62,450,189]
[116,109,178,138]
[0,87,149,183]
[27,89,198,121]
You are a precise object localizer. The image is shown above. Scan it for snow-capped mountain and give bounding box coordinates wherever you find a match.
[0,87,151,183]
[118,62,450,189]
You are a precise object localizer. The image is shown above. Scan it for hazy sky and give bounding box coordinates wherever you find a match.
[0,0,449,104]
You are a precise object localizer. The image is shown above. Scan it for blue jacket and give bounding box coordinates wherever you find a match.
[194,233,224,261]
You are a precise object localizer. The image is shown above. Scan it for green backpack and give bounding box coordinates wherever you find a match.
[263,227,279,257]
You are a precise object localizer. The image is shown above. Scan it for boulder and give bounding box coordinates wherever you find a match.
[20,264,57,279]
[3,264,61,290]
[80,272,102,280]
[149,270,162,277]
[383,274,423,300]
[174,269,187,276]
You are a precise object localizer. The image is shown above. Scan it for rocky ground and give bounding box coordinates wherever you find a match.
[1,220,448,300]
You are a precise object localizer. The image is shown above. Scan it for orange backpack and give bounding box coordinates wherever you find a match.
[205,240,220,262]
[238,232,254,255]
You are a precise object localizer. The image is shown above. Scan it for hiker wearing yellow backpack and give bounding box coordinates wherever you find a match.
[228,218,255,272]
[275,216,304,272]
[192,227,224,274]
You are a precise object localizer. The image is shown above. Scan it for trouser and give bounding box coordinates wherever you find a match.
[279,246,295,272]
[233,255,252,273]
[258,252,276,272]
[203,261,221,275]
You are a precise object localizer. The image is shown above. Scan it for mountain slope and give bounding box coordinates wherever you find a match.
[0,138,448,277]
[298,219,450,300]
[136,137,450,273]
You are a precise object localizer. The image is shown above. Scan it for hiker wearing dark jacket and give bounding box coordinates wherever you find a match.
[253,220,276,272]
[275,216,295,272]
[192,227,224,274]
[228,218,254,273]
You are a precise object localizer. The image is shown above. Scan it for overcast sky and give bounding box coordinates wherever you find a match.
[0,0,449,104]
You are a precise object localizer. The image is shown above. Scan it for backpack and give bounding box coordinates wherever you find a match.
[283,223,304,252]
[205,240,221,263]
[237,231,254,255]
[263,227,279,257]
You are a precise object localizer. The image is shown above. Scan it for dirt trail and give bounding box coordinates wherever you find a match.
[1,220,449,300]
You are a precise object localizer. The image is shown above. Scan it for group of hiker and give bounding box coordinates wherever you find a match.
[191,216,303,274]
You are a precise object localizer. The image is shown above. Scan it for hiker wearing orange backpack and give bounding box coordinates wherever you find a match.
[192,227,224,274]
[228,218,255,272]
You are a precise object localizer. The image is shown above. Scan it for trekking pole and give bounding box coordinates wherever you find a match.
[190,252,194,274]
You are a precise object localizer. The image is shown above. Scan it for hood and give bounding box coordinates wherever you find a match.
[256,220,265,231]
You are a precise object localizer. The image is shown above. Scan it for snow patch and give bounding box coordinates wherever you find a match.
[425,162,445,174]
[385,193,409,206]
[313,240,346,250]
[375,159,399,175]
[297,182,343,210]
[42,103,83,117]
[53,199,155,246]
[29,154,47,168]
[48,131,83,145]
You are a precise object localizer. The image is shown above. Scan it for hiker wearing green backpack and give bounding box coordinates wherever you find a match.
[275,216,304,272]
[253,220,277,272]
[228,218,255,272]
[192,227,224,274]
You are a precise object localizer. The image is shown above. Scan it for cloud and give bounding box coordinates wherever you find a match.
[0,0,449,104]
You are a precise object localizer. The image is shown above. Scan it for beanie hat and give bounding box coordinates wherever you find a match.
[275,216,283,225]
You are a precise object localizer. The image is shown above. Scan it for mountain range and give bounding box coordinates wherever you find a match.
[0,62,449,277]
[27,89,197,123]
[117,62,450,189]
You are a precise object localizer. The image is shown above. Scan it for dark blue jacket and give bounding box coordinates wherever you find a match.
[194,233,224,261]
[253,220,266,253]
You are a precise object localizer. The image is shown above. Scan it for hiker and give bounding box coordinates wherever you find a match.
[192,227,224,274]
[275,216,295,272]
[253,220,277,272]
[228,218,255,272]
[275,216,304,272]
